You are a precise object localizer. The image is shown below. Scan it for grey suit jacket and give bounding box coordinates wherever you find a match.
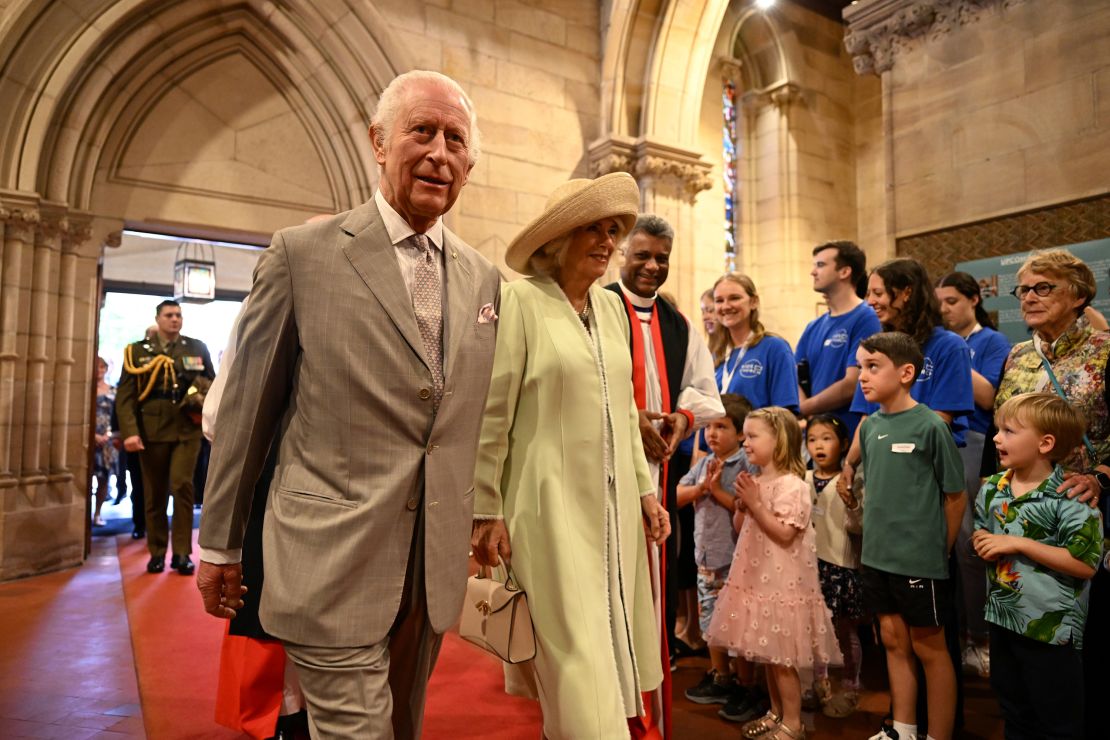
[198,199,500,647]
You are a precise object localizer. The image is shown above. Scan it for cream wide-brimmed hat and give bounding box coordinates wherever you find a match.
[504,172,641,275]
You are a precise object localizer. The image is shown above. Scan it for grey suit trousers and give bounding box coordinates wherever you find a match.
[284,508,443,740]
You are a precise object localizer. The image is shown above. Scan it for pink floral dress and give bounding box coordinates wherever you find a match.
[706,473,843,669]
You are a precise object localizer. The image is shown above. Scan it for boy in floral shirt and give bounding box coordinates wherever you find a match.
[973,392,1102,739]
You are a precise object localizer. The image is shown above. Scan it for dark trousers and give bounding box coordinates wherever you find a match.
[193,437,211,506]
[665,450,692,652]
[1083,568,1109,739]
[140,438,201,558]
[127,450,145,532]
[990,624,1084,740]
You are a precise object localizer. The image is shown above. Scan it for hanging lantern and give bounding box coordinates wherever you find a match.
[173,241,216,304]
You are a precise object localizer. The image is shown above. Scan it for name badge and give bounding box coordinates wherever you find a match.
[891,443,915,454]
[182,356,205,371]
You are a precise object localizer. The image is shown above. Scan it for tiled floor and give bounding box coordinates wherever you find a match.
[0,536,144,738]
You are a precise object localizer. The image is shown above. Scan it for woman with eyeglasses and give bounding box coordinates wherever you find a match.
[992,249,1110,739]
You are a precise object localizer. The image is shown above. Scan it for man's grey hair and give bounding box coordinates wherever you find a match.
[371,70,482,166]
[624,214,674,250]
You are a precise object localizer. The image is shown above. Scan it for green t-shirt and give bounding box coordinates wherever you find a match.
[974,466,1102,648]
[859,402,965,579]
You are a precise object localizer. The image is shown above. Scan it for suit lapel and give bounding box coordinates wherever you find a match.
[443,231,473,379]
[340,202,430,371]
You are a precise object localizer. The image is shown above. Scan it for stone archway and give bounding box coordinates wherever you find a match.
[597,0,868,342]
[0,0,411,580]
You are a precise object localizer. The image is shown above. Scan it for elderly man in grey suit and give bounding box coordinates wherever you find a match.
[196,70,500,739]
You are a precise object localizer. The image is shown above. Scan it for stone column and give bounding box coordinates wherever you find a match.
[49,218,92,480]
[0,197,39,489]
[588,136,712,318]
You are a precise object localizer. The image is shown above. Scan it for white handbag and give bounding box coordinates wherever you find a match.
[458,565,536,664]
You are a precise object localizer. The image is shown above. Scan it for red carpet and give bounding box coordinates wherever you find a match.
[117,531,542,739]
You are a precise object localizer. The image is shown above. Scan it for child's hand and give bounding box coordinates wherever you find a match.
[735,471,760,510]
[705,459,722,496]
[971,529,1022,561]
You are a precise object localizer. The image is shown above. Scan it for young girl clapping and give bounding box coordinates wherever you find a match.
[706,407,842,740]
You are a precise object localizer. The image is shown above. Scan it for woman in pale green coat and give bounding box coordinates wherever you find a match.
[471,173,671,740]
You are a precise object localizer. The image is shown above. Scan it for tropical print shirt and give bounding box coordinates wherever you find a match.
[974,467,1102,648]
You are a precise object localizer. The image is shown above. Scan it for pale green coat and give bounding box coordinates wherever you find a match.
[474,276,662,740]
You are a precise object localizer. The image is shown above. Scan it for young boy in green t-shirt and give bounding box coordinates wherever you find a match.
[855,332,965,740]
[973,392,1101,739]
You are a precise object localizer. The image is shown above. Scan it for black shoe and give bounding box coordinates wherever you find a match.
[170,555,195,575]
[146,556,165,573]
[131,529,145,539]
[672,637,708,658]
[719,686,768,723]
[684,670,735,705]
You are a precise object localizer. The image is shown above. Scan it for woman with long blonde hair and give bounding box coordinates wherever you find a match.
[709,273,799,412]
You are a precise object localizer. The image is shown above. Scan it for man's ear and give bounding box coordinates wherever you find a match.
[369,125,387,166]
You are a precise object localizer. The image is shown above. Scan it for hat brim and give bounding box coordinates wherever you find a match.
[504,172,640,275]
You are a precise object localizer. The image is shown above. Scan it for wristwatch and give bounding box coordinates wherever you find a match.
[1094,470,1110,493]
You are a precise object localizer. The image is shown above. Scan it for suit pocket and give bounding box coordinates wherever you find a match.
[473,322,495,342]
[275,486,358,509]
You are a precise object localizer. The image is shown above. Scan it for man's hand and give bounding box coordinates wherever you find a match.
[95,433,109,446]
[662,412,690,457]
[837,460,856,501]
[123,435,145,453]
[837,479,858,509]
[637,410,669,463]
[471,519,511,568]
[971,529,1022,562]
[641,494,671,544]
[1058,471,1102,508]
[197,561,247,619]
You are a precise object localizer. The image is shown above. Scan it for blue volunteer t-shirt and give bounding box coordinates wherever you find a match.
[965,326,1011,434]
[716,334,800,412]
[851,325,974,446]
[795,301,882,437]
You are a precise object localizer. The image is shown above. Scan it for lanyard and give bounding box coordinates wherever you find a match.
[718,344,748,393]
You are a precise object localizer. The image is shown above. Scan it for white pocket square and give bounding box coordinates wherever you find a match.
[477,303,498,324]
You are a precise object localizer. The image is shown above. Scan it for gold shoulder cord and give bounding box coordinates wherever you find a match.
[123,344,177,402]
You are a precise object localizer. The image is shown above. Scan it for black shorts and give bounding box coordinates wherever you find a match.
[861,565,951,628]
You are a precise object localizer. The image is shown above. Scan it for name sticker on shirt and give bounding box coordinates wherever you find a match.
[891,443,916,454]
[182,356,206,371]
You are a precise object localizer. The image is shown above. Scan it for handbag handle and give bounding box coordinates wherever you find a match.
[476,561,521,592]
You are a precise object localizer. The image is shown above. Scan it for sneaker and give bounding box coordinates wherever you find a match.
[821,688,859,718]
[719,685,768,723]
[962,642,990,678]
[684,670,734,705]
[868,721,915,740]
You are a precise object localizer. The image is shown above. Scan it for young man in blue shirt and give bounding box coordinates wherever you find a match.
[796,241,881,438]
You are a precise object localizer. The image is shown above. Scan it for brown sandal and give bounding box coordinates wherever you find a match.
[741,711,782,739]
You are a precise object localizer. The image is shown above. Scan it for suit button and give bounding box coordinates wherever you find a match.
[418,388,431,400]
[406,498,419,511]
[426,444,439,455]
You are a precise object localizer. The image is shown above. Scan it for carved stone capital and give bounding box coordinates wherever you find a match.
[716,55,744,84]
[844,0,1026,76]
[588,136,713,204]
[739,82,804,112]
[36,202,69,248]
[0,206,41,242]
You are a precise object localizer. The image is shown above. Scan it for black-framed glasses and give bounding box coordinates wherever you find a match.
[1010,282,1057,299]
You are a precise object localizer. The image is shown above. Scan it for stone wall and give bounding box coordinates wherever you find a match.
[846,0,1110,255]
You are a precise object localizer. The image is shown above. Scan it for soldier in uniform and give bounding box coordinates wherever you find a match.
[115,299,215,575]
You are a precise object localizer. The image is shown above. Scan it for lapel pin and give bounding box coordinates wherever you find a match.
[451,251,458,259]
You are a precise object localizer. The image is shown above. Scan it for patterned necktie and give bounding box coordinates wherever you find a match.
[410,233,443,408]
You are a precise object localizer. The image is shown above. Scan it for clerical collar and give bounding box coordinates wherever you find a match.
[618,281,656,309]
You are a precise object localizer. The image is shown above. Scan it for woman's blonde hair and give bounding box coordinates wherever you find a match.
[708,273,768,366]
[526,233,574,279]
[747,406,806,479]
[1017,249,1097,311]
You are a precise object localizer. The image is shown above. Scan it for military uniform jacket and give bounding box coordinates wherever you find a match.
[115,334,216,443]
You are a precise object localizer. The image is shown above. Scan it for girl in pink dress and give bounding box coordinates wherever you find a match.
[706,407,842,740]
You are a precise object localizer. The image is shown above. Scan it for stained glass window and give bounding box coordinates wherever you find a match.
[722,78,738,273]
